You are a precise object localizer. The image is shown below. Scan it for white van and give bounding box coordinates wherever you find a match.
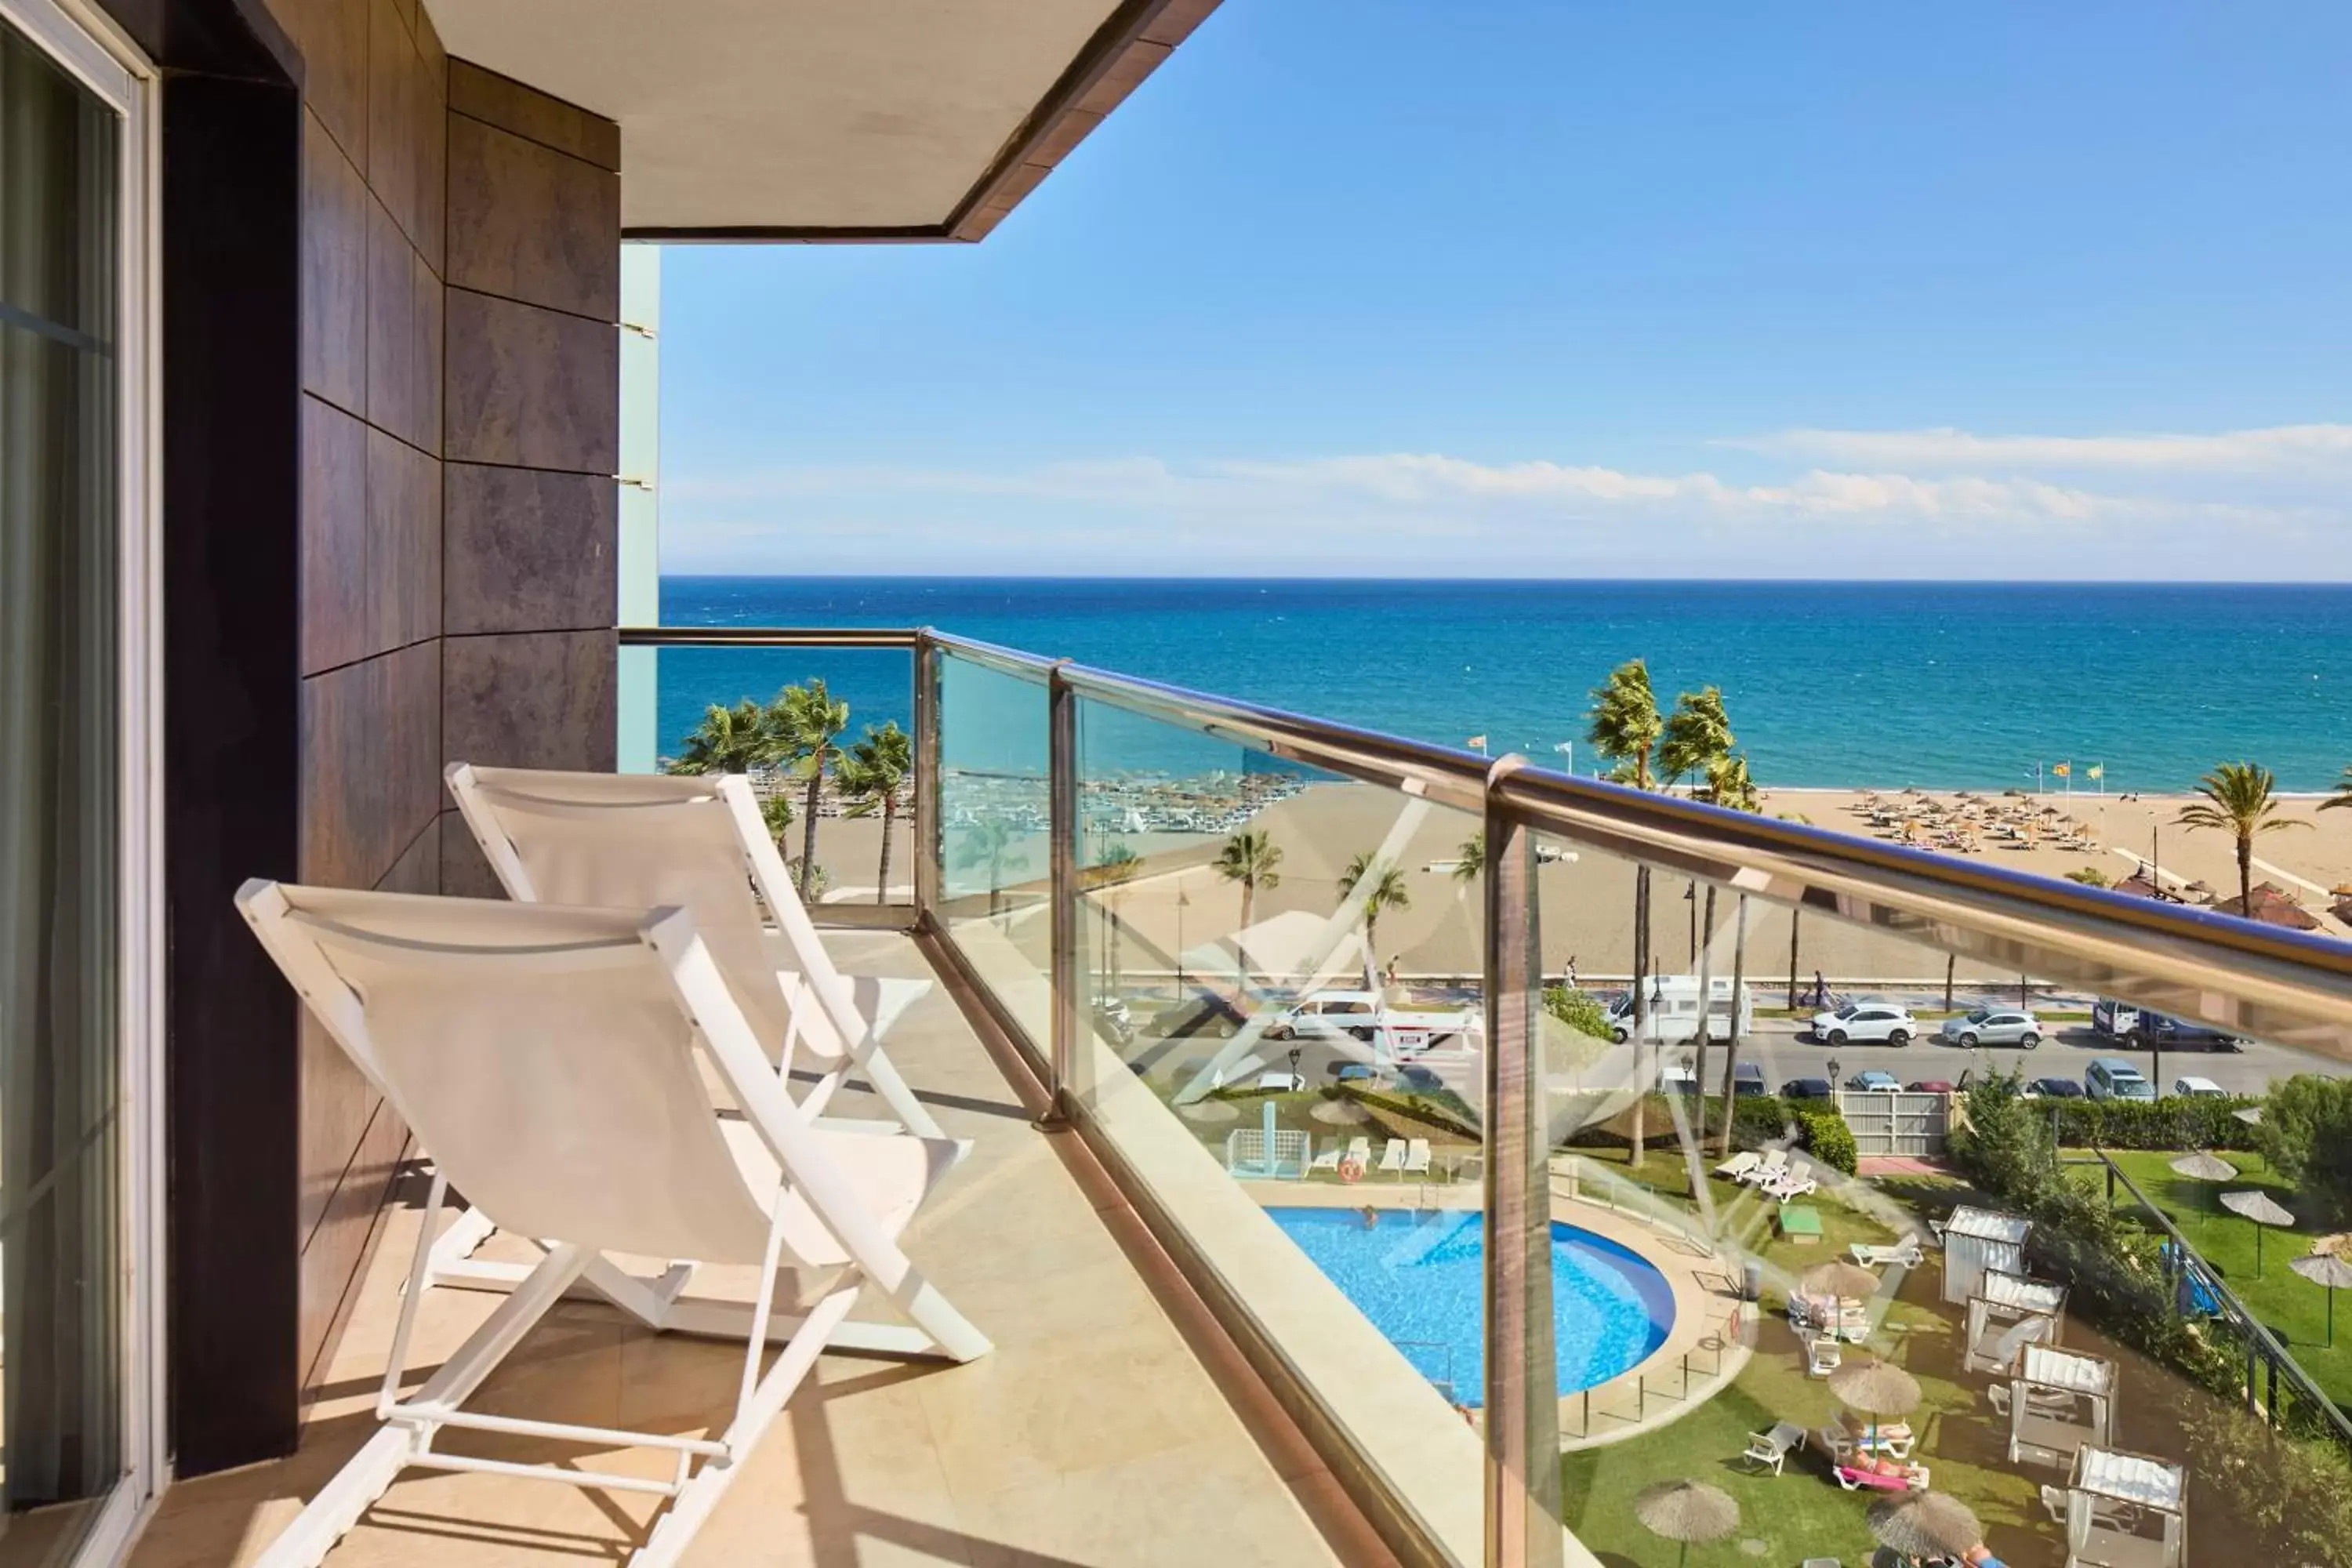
[1606,975,1755,1045]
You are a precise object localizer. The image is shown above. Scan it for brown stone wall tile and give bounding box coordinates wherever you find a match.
[299,657,384,888]
[365,200,439,452]
[446,114,619,321]
[448,58,620,171]
[295,1086,406,1399]
[414,241,444,450]
[365,0,419,249]
[443,629,616,775]
[385,0,415,39]
[365,428,440,654]
[442,463,615,636]
[416,5,447,275]
[299,396,368,676]
[438,808,502,899]
[299,108,368,412]
[385,639,444,860]
[286,0,368,166]
[442,289,618,472]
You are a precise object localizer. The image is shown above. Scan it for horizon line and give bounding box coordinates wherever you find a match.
[656,572,2350,588]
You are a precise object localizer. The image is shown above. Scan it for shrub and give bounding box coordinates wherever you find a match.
[2038,1095,2263,1152]
[2065,865,2111,887]
[2257,1075,2352,1226]
[1793,1105,1858,1174]
[1541,985,1614,1040]
[2180,1397,2352,1566]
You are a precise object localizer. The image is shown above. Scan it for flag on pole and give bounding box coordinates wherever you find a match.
[1467,735,1488,753]
[2086,764,2103,779]
[2052,762,2071,778]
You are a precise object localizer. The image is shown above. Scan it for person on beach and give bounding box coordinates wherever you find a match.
[1566,955,1579,989]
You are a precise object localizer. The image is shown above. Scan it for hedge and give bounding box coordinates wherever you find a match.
[1793,1104,1859,1174]
[2038,1095,2261,1151]
[1562,1093,1859,1172]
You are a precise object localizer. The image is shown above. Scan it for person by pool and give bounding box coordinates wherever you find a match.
[1361,1206,1379,1229]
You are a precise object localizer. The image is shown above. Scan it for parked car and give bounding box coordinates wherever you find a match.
[1846,1069,1902,1091]
[1330,1062,1380,1083]
[1265,989,1378,1043]
[1906,1079,1957,1093]
[1809,1002,1918,1046]
[1780,1076,1835,1100]
[2085,1057,2157,1102]
[2172,1075,2229,1098]
[1395,1064,1444,1092]
[1937,1007,2042,1049]
[2023,1076,2085,1099]
[1730,1061,1769,1098]
[1148,991,1247,1040]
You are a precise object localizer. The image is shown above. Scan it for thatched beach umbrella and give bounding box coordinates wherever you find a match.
[1829,1356,1922,1451]
[2234,1104,2266,1168]
[1802,1260,1883,1304]
[1178,1099,1239,1124]
[2289,1252,2352,1346]
[2221,1189,2296,1276]
[1309,1098,1370,1126]
[1632,1479,1738,1568]
[1868,1492,1983,1560]
[2169,1151,2238,1183]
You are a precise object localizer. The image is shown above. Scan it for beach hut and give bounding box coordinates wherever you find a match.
[1964,1269,2067,1375]
[1941,1206,2033,1304]
[2063,1446,2186,1568]
[2004,1345,2118,1469]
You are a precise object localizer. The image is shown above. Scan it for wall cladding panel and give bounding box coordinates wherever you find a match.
[443,463,615,636]
[443,288,618,472]
[447,112,619,321]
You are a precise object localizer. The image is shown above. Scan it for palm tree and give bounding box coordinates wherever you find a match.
[1704,753,1760,813]
[1658,686,1734,791]
[837,721,911,904]
[759,792,793,850]
[1088,844,1144,991]
[1452,831,1486,885]
[772,680,850,898]
[2321,764,2352,814]
[2177,762,2307,916]
[1338,851,1412,974]
[1589,659,1664,1162]
[668,699,773,775]
[1213,829,1283,988]
[952,817,1025,920]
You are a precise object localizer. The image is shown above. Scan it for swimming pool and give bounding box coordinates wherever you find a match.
[1265,1207,1675,1406]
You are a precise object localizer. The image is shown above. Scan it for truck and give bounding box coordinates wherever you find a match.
[2090,999,2246,1053]
[1604,975,1756,1045]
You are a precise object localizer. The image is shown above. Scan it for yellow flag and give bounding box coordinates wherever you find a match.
[2052,761,2071,778]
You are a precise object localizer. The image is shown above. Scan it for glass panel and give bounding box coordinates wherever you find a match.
[0,15,124,1552]
[637,644,915,906]
[1067,691,1490,1563]
[936,652,1051,1047]
[1528,818,2352,1567]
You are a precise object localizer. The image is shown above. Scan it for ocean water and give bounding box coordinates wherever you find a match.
[655,578,2352,792]
[1262,1209,1675,1403]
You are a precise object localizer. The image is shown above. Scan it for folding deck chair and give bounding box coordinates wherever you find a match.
[444,764,943,1290]
[237,881,990,1568]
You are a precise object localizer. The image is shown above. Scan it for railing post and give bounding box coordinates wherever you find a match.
[1040,661,1079,1130]
[1483,760,1562,1568]
[913,631,941,925]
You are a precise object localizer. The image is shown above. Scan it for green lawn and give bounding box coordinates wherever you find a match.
[1559,1171,2056,1566]
[2085,1149,2352,1407]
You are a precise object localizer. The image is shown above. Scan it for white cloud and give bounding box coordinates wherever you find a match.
[1725,423,2352,473]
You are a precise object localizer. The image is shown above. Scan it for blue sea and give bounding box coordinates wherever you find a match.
[654,579,2352,793]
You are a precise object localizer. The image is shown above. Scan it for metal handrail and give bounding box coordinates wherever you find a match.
[619,623,2352,1063]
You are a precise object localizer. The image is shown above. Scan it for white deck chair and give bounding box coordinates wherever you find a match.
[1377,1138,1408,1176]
[1850,1232,1926,1270]
[1714,1149,1762,1181]
[1345,1136,1371,1168]
[446,763,935,1134]
[235,881,989,1568]
[1403,1138,1432,1175]
[1308,1139,1341,1172]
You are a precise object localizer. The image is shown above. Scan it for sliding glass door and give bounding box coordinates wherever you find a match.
[0,3,156,1563]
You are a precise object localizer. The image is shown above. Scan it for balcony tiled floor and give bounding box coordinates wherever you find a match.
[129,930,1371,1568]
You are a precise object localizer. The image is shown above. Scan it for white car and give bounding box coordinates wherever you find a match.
[2172,1076,2229,1098]
[1810,1002,1918,1047]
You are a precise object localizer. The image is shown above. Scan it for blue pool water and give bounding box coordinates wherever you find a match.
[1264,1208,1675,1406]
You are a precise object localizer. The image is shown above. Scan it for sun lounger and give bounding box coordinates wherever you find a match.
[1737,1148,1790,1185]
[1850,1232,1926,1269]
[1762,1171,1818,1203]
[1714,1150,1762,1181]
[1403,1138,1432,1175]
[1833,1461,1929,1493]
[235,881,989,1568]
[1308,1140,1341,1172]
[1741,1421,1806,1475]
[1806,1335,1843,1377]
[446,763,936,1134]
[1345,1136,1371,1168]
[1377,1138,1408,1175]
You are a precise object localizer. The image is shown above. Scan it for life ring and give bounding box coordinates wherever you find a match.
[1338,1157,1367,1184]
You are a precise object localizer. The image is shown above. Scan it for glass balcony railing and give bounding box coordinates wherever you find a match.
[621,624,2352,1568]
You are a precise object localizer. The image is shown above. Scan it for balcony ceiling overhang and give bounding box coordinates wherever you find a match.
[424,0,1218,241]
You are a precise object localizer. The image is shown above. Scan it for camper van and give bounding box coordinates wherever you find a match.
[1604,975,1755,1045]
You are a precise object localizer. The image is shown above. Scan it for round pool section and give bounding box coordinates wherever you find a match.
[1265,1208,1675,1406]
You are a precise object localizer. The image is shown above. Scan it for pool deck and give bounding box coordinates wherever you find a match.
[1233,1180,1751,1449]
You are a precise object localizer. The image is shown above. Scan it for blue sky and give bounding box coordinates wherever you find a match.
[656,2,2352,578]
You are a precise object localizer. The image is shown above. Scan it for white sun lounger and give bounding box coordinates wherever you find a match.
[234,882,989,1568]
[1345,1137,1372,1168]
[446,762,936,1135]
[1762,1171,1818,1203]
[1403,1138,1432,1175]
[1850,1232,1926,1269]
[1714,1150,1762,1181]
[1377,1138,1408,1176]
[1308,1140,1341,1172]
[1736,1147,1789,1186]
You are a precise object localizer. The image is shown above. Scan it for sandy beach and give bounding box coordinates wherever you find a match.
[878,779,2352,1000]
